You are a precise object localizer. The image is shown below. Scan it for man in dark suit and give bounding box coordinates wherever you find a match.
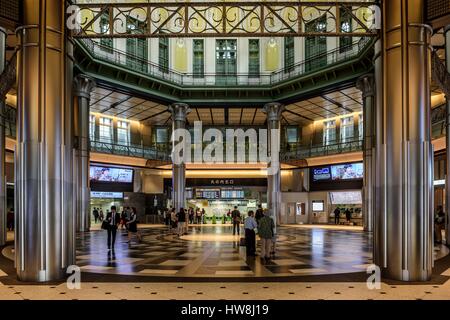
[106,206,121,250]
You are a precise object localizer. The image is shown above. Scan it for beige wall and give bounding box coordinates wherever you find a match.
[142,172,165,194]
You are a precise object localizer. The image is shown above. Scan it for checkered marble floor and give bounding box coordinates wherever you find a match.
[74,224,375,278]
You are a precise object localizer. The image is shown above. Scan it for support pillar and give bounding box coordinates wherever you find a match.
[373,0,433,281]
[15,0,75,281]
[169,103,190,213]
[73,75,96,232]
[0,27,6,247]
[356,74,375,233]
[263,102,284,229]
[445,25,450,246]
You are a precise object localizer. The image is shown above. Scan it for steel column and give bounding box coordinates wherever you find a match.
[15,0,75,282]
[373,0,433,281]
[445,25,450,247]
[263,102,284,229]
[73,75,96,232]
[0,27,6,247]
[169,103,190,213]
[357,74,375,233]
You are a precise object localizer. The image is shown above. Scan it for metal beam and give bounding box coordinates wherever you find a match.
[71,1,379,38]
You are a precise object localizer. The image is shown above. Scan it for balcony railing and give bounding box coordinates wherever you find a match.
[281,139,364,161]
[90,140,171,162]
[432,103,446,139]
[77,37,373,87]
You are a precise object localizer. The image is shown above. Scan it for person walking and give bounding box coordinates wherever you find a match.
[120,207,129,230]
[176,207,186,237]
[196,208,201,224]
[6,208,14,231]
[345,208,351,224]
[244,210,257,257]
[126,207,142,245]
[231,206,241,235]
[106,206,120,251]
[170,208,177,233]
[93,207,99,224]
[258,210,275,261]
[334,207,340,225]
[99,209,104,222]
[435,205,446,244]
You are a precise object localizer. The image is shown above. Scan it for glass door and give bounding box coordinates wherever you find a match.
[216,39,237,85]
[305,14,327,72]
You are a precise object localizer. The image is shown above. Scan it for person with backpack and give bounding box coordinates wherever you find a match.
[231,206,241,236]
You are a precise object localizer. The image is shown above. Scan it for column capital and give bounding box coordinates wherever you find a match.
[263,102,284,121]
[73,75,96,99]
[169,103,191,122]
[356,74,375,98]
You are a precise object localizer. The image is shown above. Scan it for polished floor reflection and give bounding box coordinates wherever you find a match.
[74,224,376,278]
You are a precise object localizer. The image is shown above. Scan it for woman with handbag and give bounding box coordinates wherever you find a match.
[126,207,142,245]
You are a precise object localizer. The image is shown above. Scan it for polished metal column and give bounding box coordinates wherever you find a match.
[169,103,190,213]
[15,0,75,281]
[445,25,450,246]
[0,27,6,247]
[73,75,96,232]
[357,74,375,233]
[373,0,433,281]
[263,102,284,229]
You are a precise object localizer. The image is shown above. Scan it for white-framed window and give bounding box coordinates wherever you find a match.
[117,120,130,145]
[99,117,113,143]
[323,120,336,146]
[358,114,363,141]
[89,114,96,140]
[340,116,354,143]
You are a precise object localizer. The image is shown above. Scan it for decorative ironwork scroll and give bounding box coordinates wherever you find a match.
[431,50,450,98]
[70,1,380,38]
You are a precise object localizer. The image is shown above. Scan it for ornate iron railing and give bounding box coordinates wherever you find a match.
[431,103,446,139]
[431,50,450,98]
[0,51,16,98]
[70,1,380,38]
[77,36,373,87]
[90,140,171,161]
[281,139,363,161]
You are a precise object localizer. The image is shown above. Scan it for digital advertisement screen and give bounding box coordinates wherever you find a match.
[312,200,324,212]
[331,163,363,181]
[330,191,362,204]
[195,189,221,199]
[90,166,133,183]
[312,167,332,181]
[221,189,245,199]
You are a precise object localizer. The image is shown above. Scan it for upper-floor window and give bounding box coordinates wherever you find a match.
[358,114,363,141]
[117,120,130,146]
[193,39,204,78]
[89,114,96,141]
[159,38,169,73]
[248,39,260,78]
[339,8,353,53]
[286,127,298,144]
[156,128,169,144]
[100,12,113,53]
[99,117,113,143]
[340,116,354,143]
[284,37,295,72]
[126,17,148,73]
[323,120,336,146]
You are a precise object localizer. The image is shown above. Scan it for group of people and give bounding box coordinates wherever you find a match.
[243,205,276,261]
[92,207,104,223]
[95,206,142,251]
[333,207,352,225]
[164,207,206,236]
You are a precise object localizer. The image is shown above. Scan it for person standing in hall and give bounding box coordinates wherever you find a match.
[106,206,120,251]
[176,207,186,237]
[255,204,264,225]
[126,207,142,245]
[435,205,446,244]
[258,210,275,261]
[244,210,257,257]
[334,207,341,225]
[231,206,242,236]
